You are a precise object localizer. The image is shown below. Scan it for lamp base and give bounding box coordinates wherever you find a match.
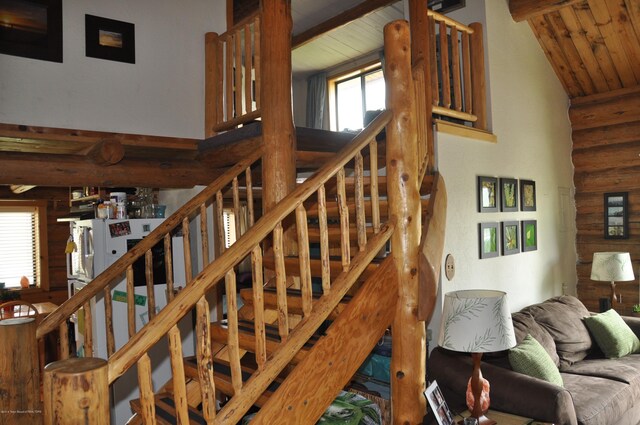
[458,415,496,425]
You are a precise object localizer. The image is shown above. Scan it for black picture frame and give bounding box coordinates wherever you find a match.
[521,220,537,252]
[501,221,520,255]
[500,178,518,212]
[479,222,499,259]
[85,14,135,64]
[0,0,62,62]
[604,192,628,239]
[478,176,499,213]
[520,179,536,211]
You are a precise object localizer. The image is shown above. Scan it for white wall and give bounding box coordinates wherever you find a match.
[430,0,576,342]
[0,0,226,139]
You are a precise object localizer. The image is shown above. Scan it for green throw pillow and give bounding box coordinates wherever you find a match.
[509,334,563,386]
[584,309,640,359]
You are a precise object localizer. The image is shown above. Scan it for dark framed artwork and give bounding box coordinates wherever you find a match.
[604,192,628,239]
[500,178,518,212]
[0,0,62,62]
[478,176,499,213]
[521,220,537,252]
[85,14,135,64]
[479,222,499,259]
[520,179,536,211]
[501,221,520,255]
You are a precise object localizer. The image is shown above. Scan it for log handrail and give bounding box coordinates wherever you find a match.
[107,109,393,383]
[36,148,263,340]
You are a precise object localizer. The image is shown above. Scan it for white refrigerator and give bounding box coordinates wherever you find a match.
[68,218,195,425]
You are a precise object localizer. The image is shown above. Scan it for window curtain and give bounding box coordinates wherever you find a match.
[306,72,328,129]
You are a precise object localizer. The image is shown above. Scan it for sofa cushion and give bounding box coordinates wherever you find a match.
[584,309,640,359]
[508,334,563,386]
[511,311,559,367]
[562,357,640,385]
[521,295,592,369]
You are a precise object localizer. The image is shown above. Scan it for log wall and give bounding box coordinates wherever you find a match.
[571,86,640,314]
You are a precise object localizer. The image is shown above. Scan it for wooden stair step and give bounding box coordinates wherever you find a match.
[262,252,381,280]
[239,287,350,321]
[130,393,207,425]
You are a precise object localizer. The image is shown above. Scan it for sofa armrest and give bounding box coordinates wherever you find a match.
[428,347,578,425]
[622,315,640,338]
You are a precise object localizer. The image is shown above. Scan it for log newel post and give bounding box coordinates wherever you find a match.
[43,357,110,425]
[0,318,41,425]
[470,22,487,130]
[384,20,426,424]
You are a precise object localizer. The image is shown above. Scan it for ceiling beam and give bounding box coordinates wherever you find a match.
[509,0,584,22]
[0,152,223,188]
[292,0,399,49]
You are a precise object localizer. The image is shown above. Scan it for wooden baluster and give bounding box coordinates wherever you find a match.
[429,16,439,107]
[369,141,381,234]
[225,34,234,121]
[215,190,225,322]
[201,203,210,268]
[450,26,462,112]
[251,245,267,369]
[355,152,366,251]
[246,167,255,227]
[145,249,156,319]
[233,177,241,238]
[205,31,218,136]
[413,62,428,177]
[103,286,115,357]
[164,233,175,302]
[137,353,156,424]
[295,205,313,316]
[225,270,242,392]
[462,30,472,114]
[83,300,93,357]
[196,297,217,421]
[317,184,331,294]
[245,23,253,114]
[168,325,188,424]
[337,168,350,271]
[470,22,487,129]
[182,217,193,283]
[216,35,224,126]
[273,223,289,340]
[59,321,69,359]
[127,266,136,338]
[439,21,451,109]
[254,16,261,109]
[235,28,243,117]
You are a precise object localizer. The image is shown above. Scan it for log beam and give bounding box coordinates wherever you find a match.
[0,151,222,188]
[86,139,125,165]
[509,0,585,22]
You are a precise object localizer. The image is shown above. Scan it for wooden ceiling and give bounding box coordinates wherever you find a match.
[509,0,640,99]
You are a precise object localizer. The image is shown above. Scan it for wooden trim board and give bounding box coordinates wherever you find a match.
[434,119,497,143]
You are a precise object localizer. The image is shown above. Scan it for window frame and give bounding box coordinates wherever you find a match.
[0,200,49,291]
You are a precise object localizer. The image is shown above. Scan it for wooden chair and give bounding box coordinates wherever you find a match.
[0,300,40,321]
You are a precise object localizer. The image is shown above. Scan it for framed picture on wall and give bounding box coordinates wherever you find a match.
[85,14,135,64]
[500,178,518,212]
[501,221,520,255]
[0,0,63,62]
[479,222,499,259]
[604,192,628,239]
[478,176,499,213]
[520,179,536,211]
[521,220,537,252]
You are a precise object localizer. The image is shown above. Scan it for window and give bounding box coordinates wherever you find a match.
[0,201,48,289]
[330,63,385,132]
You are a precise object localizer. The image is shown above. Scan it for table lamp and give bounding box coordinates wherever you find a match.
[438,290,516,425]
[590,252,634,305]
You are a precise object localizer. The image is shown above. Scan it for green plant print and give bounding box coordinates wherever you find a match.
[525,223,536,247]
[483,228,496,252]
[505,225,517,250]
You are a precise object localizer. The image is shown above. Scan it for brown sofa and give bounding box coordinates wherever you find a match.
[428,295,640,425]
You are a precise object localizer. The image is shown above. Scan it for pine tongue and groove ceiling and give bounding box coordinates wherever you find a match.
[509,0,640,99]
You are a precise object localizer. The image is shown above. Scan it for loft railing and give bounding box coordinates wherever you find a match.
[205,11,261,135]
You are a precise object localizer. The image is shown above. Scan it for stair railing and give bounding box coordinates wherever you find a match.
[205,11,261,135]
[37,148,263,357]
[104,110,393,424]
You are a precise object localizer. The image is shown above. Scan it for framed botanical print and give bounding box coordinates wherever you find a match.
[501,221,520,255]
[521,220,537,252]
[478,176,498,213]
[520,179,536,211]
[500,178,518,212]
[604,192,628,239]
[479,222,499,259]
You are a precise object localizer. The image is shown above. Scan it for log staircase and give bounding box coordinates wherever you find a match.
[10,3,489,424]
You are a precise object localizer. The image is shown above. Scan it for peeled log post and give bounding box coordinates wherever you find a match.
[86,139,125,165]
[384,20,426,424]
[0,318,40,425]
[43,358,109,425]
